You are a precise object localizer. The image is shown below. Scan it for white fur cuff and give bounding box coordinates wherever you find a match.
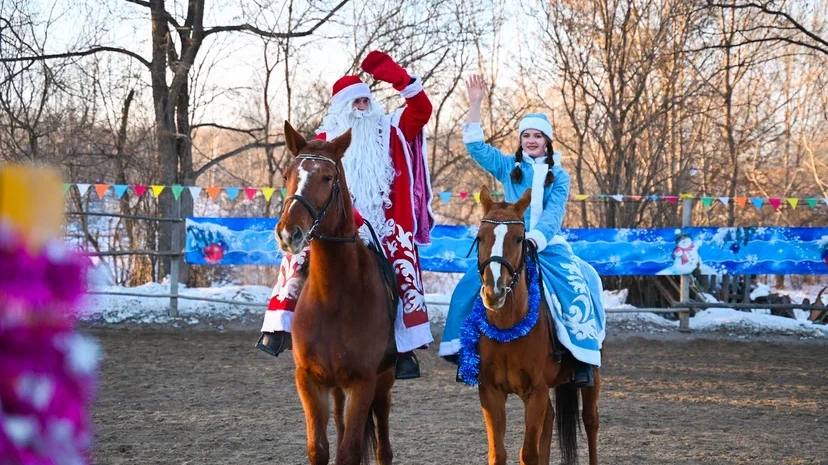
[463,122,484,143]
[526,229,548,252]
[400,76,424,98]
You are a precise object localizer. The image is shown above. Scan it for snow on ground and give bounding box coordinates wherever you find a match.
[81,282,828,338]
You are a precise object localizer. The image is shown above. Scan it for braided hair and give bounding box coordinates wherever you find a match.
[510,134,556,186]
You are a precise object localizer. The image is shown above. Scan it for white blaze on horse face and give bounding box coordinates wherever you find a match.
[488,224,508,294]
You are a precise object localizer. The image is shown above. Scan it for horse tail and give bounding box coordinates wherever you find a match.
[555,383,580,465]
[361,405,377,465]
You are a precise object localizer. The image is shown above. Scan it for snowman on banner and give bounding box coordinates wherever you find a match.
[657,229,716,275]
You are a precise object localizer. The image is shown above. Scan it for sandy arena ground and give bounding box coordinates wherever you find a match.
[87,327,827,464]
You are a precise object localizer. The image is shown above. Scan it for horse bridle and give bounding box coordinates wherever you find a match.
[282,154,356,243]
[476,218,528,296]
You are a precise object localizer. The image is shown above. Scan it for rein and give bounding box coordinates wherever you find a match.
[283,154,356,243]
[476,218,527,297]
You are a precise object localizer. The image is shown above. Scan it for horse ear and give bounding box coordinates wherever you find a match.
[328,129,352,159]
[479,185,494,215]
[513,188,532,216]
[284,121,307,156]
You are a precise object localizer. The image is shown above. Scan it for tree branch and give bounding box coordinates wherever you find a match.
[203,0,349,38]
[194,141,285,178]
[0,46,151,68]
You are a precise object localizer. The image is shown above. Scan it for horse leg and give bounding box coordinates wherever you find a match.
[296,368,331,465]
[479,383,508,465]
[519,388,550,465]
[372,368,395,465]
[538,397,554,465]
[581,369,601,465]
[335,378,377,465]
[333,387,345,446]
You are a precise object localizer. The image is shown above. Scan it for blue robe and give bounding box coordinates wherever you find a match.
[438,123,606,366]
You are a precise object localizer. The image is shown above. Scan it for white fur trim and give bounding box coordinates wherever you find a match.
[463,122,484,143]
[529,159,549,229]
[419,123,434,246]
[399,76,423,98]
[526,229,548,252]
[519,116,553,140]
[260,309,293,332]
[330,82,372,109]
[438,339,461,356]
[394,300,434,352]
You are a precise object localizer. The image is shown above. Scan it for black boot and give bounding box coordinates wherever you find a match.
[571,360,595,387]
[395,351,420,380]
[255,331,291,357]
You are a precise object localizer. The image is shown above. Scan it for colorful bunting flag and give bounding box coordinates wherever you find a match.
[206,186,221,200]
[62,183,70,194]
[94,183,110,199]
[261,187,275,201]
[459,191,469,201]
[786,197,798,209]
[647,194,660,201]
[133,184,147,197]
[679,193,694,200]
[805,197,817,209]
[187,186,202,200]
[113,184,129,199]
[170,185,184,200]
[244,187,258,201]
[76,183,91,196]
[663,195,678,204]
[574,194,589,201]
[734,196,748,208]
[224,187,240,201]
[439,192,451,203]
[610,194,624,202]
[150,185,165,198]
[473,192,480,203]
[627,195,642,202]
[701,196,714,209]
[718,196,730,206]
[750,197,764,209]
[279,187,287,199]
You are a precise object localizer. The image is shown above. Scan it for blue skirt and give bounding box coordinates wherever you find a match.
[439,241,606,366]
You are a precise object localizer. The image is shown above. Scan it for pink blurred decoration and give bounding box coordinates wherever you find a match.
[0,227,97,465]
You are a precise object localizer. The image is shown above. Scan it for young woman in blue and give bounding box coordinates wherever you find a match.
[439,75,605,385]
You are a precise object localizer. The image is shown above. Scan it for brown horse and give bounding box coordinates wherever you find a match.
[472,185,600,465]
[277,121,396,465]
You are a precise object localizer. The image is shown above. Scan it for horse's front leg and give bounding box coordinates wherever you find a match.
[519,387,550,465]
[335,377,377,465]
[479,383,508,465]
[296,368,331,465]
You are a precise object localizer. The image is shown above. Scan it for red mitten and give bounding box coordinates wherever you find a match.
[360,50,411,91]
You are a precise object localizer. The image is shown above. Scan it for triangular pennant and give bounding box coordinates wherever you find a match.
[113,184,129,199]
[768,197,781,210]
[610,194,624,202]
[627,195,642,202]
[679,193,695,200]
[63,183,70,194]
[786,197,798,209]
[76,183,91,196]
[224,187,240,201]
[187,186,202,200]
[750,197,764,209]
[823,197,828,206]
[734,196,748,207]
[261,187,275,201]
[439,192,451,203]
[244,187,258,201]
[701,196,714,208]
[718,196,730,206]
[133,184,147,197]
[206,186,221,200]
[473,192,481,203]
[805,197,817,209]
[171,185,184,200]
[279,187,287,199]
[150,185,165,198]
[647,194,660,201]
[663,195,678,204]
[459,191,469,201]
[574,194,589,201]
[94,183,110,199]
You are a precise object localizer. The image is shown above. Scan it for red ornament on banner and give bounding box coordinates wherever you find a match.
[203,243,224,263]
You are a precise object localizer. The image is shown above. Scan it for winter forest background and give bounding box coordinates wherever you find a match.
[1,0,827,295]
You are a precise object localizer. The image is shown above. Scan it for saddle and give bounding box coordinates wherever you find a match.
[363,220,400,324]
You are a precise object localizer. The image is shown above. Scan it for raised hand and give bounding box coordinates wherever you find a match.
[466,74,486,105]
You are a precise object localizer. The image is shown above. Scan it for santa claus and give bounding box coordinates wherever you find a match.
[256,51,435,380]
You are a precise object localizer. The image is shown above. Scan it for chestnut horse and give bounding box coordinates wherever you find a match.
[277,121,396,465]
[470,186,600,465]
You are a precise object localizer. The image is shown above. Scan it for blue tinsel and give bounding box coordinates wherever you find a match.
[458,254,542,385]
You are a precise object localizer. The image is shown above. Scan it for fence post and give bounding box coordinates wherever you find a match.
[168,192,181,318]
[678,198,693,332]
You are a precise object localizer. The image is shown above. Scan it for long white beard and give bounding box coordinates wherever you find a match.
[318,101,394,241]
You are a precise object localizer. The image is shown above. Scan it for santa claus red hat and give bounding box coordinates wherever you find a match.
[330,75,372,109]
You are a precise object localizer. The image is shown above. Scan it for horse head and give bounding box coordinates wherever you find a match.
[476,185,532,310]
[277,121,353,254]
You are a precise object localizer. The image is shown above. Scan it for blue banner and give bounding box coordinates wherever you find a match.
[185,218,828,275]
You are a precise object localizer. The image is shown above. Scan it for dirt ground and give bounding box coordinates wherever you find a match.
[87,327,827,465]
